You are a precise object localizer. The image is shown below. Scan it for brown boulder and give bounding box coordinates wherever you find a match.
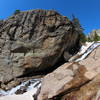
[38,46,100,100]
[61,74,100,100]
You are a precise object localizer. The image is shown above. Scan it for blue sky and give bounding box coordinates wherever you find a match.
[0,0,100,34]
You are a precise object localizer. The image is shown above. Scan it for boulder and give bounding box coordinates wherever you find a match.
[61,74,100,100]
[38,45,100,100]
[0,9,80,83]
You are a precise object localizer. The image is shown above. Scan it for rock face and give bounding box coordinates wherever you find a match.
[88,29,100,40]
[38,45,100,100]
[61,74,100,100]
[0,9,80,83]
[90,29,100,36]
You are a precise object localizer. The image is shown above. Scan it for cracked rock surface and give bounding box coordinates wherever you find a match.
[0,9,80,84]
[38,46,100,100]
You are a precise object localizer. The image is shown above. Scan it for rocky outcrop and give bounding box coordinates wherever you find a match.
[88,29,100,40]
[0,9,80,83]
[1,74,100,100]
[90,29,100,36]
[38,45,100,100]
[61,74,100,100]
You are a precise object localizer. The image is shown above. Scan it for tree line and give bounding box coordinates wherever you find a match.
[72,15,100,43]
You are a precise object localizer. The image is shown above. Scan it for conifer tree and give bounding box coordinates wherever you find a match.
[94,32,100,41]
[14,10,21,15]
[72,15,86,43]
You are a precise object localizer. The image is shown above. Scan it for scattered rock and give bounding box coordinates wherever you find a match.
[0,78,41,97]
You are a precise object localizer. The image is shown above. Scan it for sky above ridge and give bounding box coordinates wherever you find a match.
[0,0,100,34]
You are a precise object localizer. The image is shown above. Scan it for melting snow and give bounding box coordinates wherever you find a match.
[0,79,41,96]
[78,42,94,54]
[0,42,100,99]
[75,42,100,62]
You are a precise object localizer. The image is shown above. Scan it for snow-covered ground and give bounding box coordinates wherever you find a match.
[78,42,94,54]
[0,89,40,100]
[0,42,100,100]
[0,79,41,97]
[75,42,100,62]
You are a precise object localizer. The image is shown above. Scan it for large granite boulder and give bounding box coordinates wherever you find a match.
[38,45,100,100]
[0,9,80,83]
[61,74,100,100]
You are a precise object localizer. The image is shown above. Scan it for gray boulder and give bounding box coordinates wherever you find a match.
[0,9,80,83]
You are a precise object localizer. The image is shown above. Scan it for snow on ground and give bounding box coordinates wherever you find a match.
[0,79,41,96]
[0,83,41,100]
[0,92,34,100]
[76,42,100,62]
[78,42,94,55]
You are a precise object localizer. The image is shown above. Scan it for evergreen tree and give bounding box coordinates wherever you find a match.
[72,15,83,33]
[87,37,92,42]
[94,32,100,41]
[14,10,21,15]
[72,15,86,43]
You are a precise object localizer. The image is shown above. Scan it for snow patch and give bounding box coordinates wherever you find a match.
[0,79,41,96]
[75,42,100,62]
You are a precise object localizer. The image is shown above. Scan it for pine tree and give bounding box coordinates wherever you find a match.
[72,15,83,33]
[14,10,20,15]
[72,15,86,43]
[94,32,100,41]
[87,37,92,42]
